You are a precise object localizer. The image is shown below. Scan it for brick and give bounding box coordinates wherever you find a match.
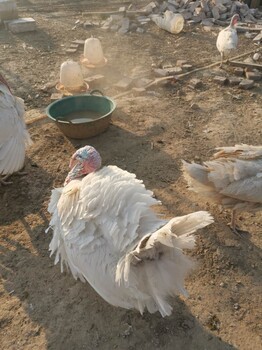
[238,79,254,89]
[245,71,262,81]
[228,77,243,85]
[7,17,36,33]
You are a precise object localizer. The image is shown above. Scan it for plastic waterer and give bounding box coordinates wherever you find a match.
[59,60,85,90]
[83,37,104,65]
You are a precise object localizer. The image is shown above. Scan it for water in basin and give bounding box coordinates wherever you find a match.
[62,110,103,123]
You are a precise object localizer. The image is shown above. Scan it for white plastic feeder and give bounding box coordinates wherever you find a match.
[59,60,85,90]
[82,37,107,67]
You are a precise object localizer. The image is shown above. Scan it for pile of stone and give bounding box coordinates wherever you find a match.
[96,0,262,35]
[155,0,262,24]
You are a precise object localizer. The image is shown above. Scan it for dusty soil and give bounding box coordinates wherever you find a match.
[1,1,262,349]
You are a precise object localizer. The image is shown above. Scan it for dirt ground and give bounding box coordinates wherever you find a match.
[0,1,262,349]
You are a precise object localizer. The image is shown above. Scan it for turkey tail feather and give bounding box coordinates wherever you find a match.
[116,211,213,317]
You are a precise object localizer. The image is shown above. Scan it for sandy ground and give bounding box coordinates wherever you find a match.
[0,1,262,349]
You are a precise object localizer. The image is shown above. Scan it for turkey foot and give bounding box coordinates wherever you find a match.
[228,210,249,238]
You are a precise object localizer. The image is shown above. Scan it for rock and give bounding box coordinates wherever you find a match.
[7,17,36,33]
[200,0,210,12]
[213,76,228,85]
[192,15,203,23]
[201,18,214,26]
[189,0,200,13]
[239,79,254,89]
[118,17,130,34]
[211,6,220,20]
[216,3,228,14]
[245,71,262,81]
[181,11,193,20]
[253,53,260,61]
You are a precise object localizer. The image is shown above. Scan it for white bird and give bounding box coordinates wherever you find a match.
[216,14,239,67]
[0,74,32,185]
[182,145,262,236]
[47,145,213,317]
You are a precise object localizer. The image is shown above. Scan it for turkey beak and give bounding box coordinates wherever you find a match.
[69,156,78,169]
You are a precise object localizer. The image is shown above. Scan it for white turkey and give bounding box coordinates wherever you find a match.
[0,73,32,185]
[216,14,239,67]
[182,145,262,236]
[47,145,214,317]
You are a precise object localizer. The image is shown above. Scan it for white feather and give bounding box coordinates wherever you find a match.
[0,84,32,176]
[48,165,213,316]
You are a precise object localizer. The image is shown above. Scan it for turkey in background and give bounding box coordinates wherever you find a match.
[0,73,32,185]
[182,144,262,236]
[216,14,239,68]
